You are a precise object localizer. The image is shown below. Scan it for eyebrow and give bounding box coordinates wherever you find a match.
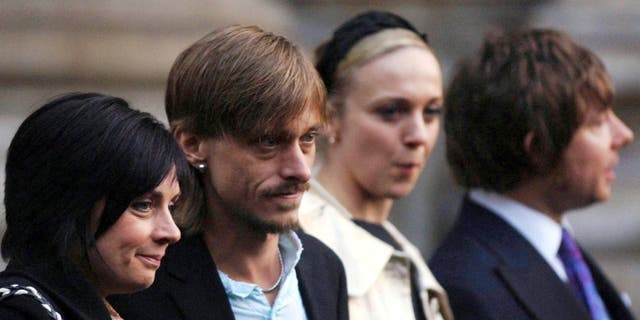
[376,96,443,106]
[269,123,322,140]
[147,190,181,201]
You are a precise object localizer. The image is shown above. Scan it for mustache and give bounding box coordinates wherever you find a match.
[261,181,310,197]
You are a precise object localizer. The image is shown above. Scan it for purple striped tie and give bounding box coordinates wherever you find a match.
[558,228,610,320]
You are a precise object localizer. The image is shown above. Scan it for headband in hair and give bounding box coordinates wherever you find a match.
[334,28,429,85]
[315,11,428,93]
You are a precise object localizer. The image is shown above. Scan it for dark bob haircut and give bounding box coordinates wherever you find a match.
[2,92,191,267]
[445,28,613,192]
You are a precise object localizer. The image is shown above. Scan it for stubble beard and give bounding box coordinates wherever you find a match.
[231,180,309,234]
[231,205,300,234]
[547,163,598,212]
[208,178,309,234]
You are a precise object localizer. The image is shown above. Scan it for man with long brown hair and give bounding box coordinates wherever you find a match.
[430,28,635,320]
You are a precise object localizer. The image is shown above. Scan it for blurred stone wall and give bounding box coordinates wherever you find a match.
[1,0,638,313]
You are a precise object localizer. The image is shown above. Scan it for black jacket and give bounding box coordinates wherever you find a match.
[110,231,349,320]
[0,261,112,320]
[429,196,636,320]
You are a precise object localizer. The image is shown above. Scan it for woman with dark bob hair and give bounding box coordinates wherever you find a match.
[0,92,187,319]
[298,11,452,320]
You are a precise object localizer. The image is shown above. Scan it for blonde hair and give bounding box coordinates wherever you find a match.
[333,28,428,96]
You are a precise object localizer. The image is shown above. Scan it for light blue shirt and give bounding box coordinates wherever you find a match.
[469,189,570,281]
[218,231,308,320]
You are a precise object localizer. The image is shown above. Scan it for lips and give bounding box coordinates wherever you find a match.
[277,191,304,199]
[137,254,163,268]
[394,162,422,175]
[605,157,620,182]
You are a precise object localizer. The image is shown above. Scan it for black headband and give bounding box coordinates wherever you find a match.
[315,10,428,93]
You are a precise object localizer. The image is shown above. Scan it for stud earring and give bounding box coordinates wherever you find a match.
[328,135,336,144]
[194,162,206,173]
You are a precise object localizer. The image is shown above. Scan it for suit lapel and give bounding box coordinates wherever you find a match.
[164,236,235,320]
[296,257,318,320]
[461,198,592,320]
[498,264,590,319]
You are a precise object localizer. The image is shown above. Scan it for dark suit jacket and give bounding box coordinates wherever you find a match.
[0,261,112,320]
[109,231,349,320]
[429,196,635,320]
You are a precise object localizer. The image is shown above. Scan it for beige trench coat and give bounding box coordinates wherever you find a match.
[298,180,453,320]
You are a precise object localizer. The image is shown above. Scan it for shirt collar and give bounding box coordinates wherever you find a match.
[279,230,303,278]
[218,230,303,299]
[469,189,565,266]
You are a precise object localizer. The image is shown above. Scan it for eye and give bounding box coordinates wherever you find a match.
[129,199,153,215]
[375,103,405,122]
[168,195,181,215]
[257,135,278,148]
[423,105,442,122]
[300,131,318,144]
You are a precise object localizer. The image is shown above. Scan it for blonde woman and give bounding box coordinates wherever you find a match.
[299,11,453,320]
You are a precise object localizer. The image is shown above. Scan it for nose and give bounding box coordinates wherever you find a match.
[403,112,435,148]
[280,144,313,183]
[610,111,634,149]
[153,207,181,244]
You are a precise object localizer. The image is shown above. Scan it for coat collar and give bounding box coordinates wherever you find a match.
[300,180,447,301]
[300,181,394,296]
[162,232,334,320]
[162,235,235,320]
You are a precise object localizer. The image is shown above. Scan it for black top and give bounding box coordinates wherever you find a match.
[0,260,112,320]
[353,219,427,320]
[109,231,349,320]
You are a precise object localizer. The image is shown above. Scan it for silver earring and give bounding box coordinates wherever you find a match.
[195,162,206,173]
[328,135,336,144]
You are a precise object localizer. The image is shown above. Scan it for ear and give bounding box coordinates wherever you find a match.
[523,131,535,155]
[173,123,208,165]
[324,100,342,144]
[523,130,547,171]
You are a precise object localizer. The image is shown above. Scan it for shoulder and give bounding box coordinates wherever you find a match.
[0,276,59,320]
[429,197,506,271]
[0,298,52,320]
[294,231,349,320]
[430,230,499,288]
[428,210,509,313]
[430,217,490,266]
[297,230,342,264]
[296,230,346,284]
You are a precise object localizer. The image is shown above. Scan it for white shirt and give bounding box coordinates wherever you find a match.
[469,188,569,281]
[218,231,308,320]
